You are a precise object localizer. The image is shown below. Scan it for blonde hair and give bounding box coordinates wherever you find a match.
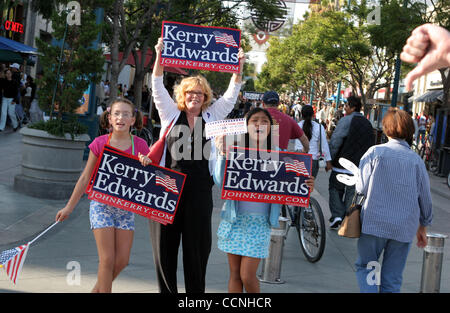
[174,75,213,112]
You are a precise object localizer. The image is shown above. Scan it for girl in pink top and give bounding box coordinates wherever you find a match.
[55,98,150,293]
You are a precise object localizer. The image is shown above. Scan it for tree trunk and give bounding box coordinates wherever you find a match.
[108,0,123,104]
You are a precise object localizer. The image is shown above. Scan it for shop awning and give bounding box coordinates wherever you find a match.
[0,36,37,54]
[0,50,36,65]
[104,50,188,75]
[413,89,443,103]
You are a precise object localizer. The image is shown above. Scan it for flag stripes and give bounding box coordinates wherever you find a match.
[0,244,29,284]
[155,171,179,194]
[285,160,309,176]
[213,31,238,48]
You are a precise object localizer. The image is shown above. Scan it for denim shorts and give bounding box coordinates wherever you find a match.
[89,201,135,231]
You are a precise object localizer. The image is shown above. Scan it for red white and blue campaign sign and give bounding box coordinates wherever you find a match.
[86,145,186,225]
[221,147,312,207]
[161,21,241,73]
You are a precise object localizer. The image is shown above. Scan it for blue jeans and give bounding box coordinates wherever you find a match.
[328,170,355,220]
[355,233,411,293]
[0,97,18,131]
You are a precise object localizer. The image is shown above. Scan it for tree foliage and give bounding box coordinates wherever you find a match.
[256,0,430,106]
[35,0,107,121]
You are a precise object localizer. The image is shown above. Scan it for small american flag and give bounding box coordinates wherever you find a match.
[0,244,29,284]
[285,159,309,177]
[213,31,238,48]
[155,171,179,194]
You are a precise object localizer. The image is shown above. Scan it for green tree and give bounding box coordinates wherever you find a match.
[255,12,344,102]
[35,0,107,135]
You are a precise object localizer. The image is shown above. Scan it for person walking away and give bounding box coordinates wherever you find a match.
[355,107,432,293]
[55,98,151,293]
[417,112,427,146]
[146,37,245,293]
[22,76,36,122]
[295,105,332,178]
[408,111,419,146]
[327,96,375,229]
[262,91,309,153]
[213,108,315,292]
[0,69,20,132]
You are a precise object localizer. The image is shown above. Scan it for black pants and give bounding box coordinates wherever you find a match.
[149,187,213,293]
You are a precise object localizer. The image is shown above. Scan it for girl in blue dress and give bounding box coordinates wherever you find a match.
[213,108,315,293]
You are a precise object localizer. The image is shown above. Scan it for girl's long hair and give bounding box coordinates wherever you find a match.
[301,105,314,140]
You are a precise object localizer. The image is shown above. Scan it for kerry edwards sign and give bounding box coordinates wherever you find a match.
[86,145,186,225]
[221,147,312,207]
[161,21,241,73]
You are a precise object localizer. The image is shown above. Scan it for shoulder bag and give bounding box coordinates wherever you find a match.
[338,192,365,238]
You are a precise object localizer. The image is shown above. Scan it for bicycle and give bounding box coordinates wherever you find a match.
[281,197,326,263]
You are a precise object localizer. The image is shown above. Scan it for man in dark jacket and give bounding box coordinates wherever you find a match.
[327,96,375,228]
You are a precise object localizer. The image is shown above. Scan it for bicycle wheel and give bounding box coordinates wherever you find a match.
[447,172,450,189]
[296,197,326,263]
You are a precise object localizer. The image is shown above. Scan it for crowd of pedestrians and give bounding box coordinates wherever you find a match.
[0,63,39,132]
[45,23,450,294]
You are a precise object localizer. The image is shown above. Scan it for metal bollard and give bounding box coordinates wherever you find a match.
[420,232,448,293]
[258,216,289,284]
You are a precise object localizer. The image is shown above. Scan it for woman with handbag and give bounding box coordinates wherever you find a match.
[146,37,245,293]
[354,108,432,293]
[295,104,331,178]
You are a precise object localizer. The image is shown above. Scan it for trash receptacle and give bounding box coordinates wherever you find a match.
[420,233,448,293]
[258,216,289,284]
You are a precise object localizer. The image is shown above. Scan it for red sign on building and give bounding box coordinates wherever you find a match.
[4,20,24,33]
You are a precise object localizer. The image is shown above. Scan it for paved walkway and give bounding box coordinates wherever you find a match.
[1,129,449,293]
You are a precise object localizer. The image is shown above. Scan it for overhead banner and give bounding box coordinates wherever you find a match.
[86,145,186,225]
[243,91,264,101]
[205,118,247,140]
[221,147,312,207]
[161,21,241,73]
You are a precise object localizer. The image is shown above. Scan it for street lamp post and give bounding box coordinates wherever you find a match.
[390,0,409,107]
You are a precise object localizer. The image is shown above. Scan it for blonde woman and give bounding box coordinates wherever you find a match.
[148,37,245,293]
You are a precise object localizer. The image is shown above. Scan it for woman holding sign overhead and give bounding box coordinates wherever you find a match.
[213,108,315,293]
[147,37,244,293]
[55,99,151,293]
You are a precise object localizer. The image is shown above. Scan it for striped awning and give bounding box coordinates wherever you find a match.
[412,89,443,103]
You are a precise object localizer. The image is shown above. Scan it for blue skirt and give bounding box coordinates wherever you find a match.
[217,214,271,259]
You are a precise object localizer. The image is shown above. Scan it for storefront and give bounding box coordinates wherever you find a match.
[0,1,36,66]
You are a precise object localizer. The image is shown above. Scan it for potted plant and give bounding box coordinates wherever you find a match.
[14,3,105,199]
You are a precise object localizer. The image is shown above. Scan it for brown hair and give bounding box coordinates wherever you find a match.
[100,98,143,131]
[174,75,213,112]
[382,107,414,144]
